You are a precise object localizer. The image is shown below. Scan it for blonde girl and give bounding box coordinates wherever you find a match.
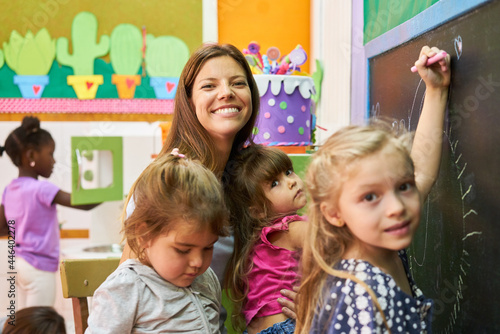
[224,144,308,334]
[296,46,450,333]
[86,152,229,333]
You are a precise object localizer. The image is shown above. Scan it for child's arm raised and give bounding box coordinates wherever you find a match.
[52,190,101,210]
[412,46,451,199]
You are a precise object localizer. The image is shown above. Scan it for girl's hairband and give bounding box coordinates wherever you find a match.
[170,148,185,158]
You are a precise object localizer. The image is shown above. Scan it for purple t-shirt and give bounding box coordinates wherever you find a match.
[2,177,60,272]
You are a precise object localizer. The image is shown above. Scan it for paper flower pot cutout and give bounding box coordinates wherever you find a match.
[3,28,55,99]
[110,24,142,99]
[13,75,49,98]
[67,75,103,100]
[150,77,179,99]
[112,74,141,99]
[145,35,189,99]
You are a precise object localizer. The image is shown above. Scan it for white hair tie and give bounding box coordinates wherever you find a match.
[170,148,185,158]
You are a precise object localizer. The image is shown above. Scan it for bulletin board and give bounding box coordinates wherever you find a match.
[0,0,202,121]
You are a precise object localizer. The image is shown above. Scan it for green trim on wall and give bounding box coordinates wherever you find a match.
[364,0,440,44]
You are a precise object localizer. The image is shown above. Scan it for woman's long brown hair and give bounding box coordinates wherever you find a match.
[160,43,260,174]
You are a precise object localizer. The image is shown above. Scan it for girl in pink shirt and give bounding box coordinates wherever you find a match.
[0,116,99,308]
[224,144,308,334]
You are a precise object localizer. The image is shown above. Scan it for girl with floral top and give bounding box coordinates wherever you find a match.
[296,46,450,333]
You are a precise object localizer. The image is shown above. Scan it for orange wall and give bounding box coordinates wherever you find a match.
[218,0,311,73]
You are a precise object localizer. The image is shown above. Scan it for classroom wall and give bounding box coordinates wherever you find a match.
[352,0,442,124]
[0,0,354,233]
[0,0,206,235]
[218,0,311,73]
[216,0,355,144]
[0,121,162,232]
[0,0,203,55]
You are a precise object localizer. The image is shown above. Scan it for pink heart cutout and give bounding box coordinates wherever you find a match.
[86,82,94,89]
[166,82,176,93]
[33,85,41,95]
[126,78,135,88]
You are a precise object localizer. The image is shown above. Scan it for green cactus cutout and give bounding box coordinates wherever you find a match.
[3,28,55,75]
[0,49,4,68]
[3,31,23,72]
[146,36,190,77]
[110,24,143,75]
[56,12,109,75]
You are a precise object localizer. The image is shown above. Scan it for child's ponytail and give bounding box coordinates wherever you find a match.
[3,116,53,167]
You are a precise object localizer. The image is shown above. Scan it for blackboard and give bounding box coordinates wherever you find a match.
[368,1,500,332]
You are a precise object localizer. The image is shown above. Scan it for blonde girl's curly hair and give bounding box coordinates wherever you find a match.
[122,153,229,265]
[296,120,414,334]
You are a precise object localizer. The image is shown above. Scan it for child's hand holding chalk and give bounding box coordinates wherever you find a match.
[413,46,451,94]
[411,51,448,72]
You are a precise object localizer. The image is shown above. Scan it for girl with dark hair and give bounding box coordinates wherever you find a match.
[1,306,66,334]
[223,145,308,334]
[0,116,99,308]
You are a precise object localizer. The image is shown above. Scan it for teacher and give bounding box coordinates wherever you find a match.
[120,43,296,331]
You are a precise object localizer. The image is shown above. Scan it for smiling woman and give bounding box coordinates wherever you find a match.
[192,56,253,153]
[153,43,260,175]
[121,42,260,286]
[119,43,298,333]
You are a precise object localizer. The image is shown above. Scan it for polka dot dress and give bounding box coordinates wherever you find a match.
[311,251,433,333]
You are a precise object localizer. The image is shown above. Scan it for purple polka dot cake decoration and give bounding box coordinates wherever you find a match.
[253,74,316,146]
[242,42,317,147]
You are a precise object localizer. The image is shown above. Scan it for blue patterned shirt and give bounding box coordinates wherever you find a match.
[311,251,433,334]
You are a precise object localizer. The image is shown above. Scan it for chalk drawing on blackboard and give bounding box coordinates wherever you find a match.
[370,102,380,118]
[436,128,480,334]
[454,35,463,60]
[408,78,425,130]
[371,67,482,332]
